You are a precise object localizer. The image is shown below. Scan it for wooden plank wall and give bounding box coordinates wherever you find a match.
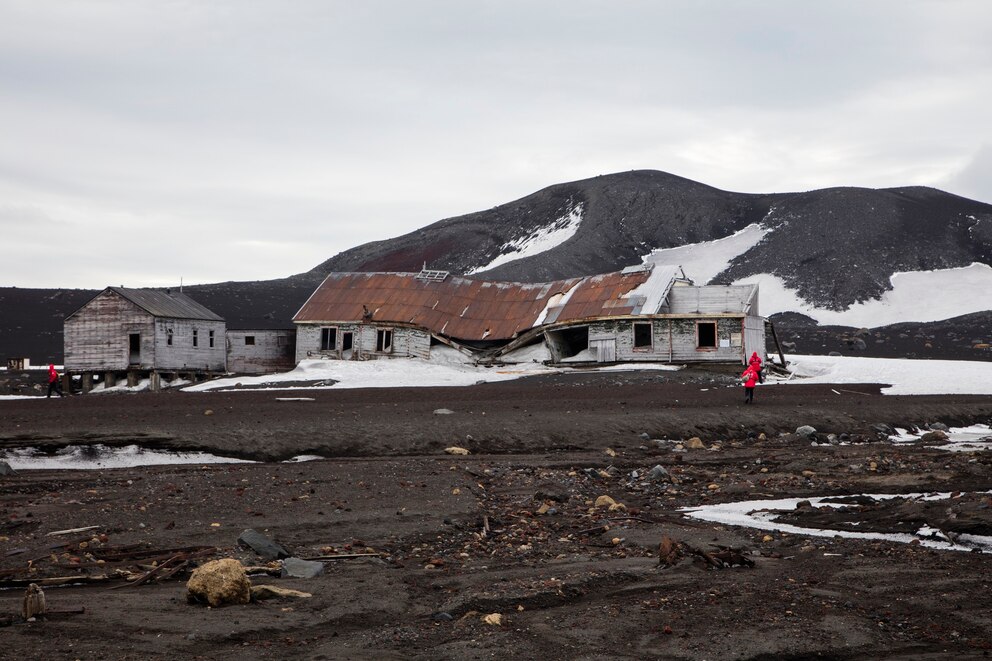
[151,318,227,371]
[294,323,430,361]
[64,291,154,371]
[226,330,296,374]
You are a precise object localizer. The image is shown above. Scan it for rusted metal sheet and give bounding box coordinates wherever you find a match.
[293,267,689,342]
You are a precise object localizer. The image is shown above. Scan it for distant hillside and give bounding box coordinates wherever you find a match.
[2,170,991,364]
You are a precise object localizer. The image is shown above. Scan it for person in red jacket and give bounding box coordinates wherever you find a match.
[741,363,759,404]
[47,364,64,398]
[748,351,764,383]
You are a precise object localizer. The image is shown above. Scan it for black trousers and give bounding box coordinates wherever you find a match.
[47,381,64,397]
[744,386,754,403]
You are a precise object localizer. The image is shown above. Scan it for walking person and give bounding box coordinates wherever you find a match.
[748,351,764,383]
[741,363,759,404]
[47,363,65,398]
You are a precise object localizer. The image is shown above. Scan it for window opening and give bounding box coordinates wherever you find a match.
[209,330,215,348]
[697,322,717,349]
[193,329,198,347]
[245,336,255,346]
[376,329,393,352]
[633,322,652,349]
[166,329,173,346]
[321,327,337,351]
[342,332,353,352]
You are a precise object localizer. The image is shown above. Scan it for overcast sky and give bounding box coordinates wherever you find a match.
[2,1,991,289]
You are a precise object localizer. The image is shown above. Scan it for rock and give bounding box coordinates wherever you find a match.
[0,461,15,476]
[639,432,651,440]
[828,351,842,357]
[482,613,503,626]
[238,529,290,561]
[250,585,312,601]
[533,488,568,503]
[280,557,325,579]
[871,423,895,436]
[433,408,454,415]
[444,447,470,455]
[928,422,949,432]
[685,437,705,450]
[921,430,949,443]
[604,447,617,457]
[795,425,817,439]
[186,559,251,607]
[648,465,670,481]
[431,611,454,622]
[203,409,214,416]
[594,495,617,508]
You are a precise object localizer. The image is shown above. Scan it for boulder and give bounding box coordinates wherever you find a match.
[0,461,15,476]
[444,447,470,455]
[795,425,817,439]
[238,529,290,561]
[186,559,251,607]
[648,465,670,481]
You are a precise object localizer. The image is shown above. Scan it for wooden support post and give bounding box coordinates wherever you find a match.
[104,372,117,388]
[127,371,138,387]
[767,320,787,368]
[81,373,93,393]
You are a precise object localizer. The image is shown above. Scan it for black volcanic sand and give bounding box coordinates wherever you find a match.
[2,369,992,660]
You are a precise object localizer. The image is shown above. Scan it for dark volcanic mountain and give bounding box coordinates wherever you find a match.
[3,170,991,364]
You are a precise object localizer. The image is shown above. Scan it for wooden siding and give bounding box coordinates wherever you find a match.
[295,323,430,361]
[663,285,756,315]
[226,330,296,374]
[64,290,226,372]
[64,291,156,371]
[743,315,766,363]
[151,317,227,371]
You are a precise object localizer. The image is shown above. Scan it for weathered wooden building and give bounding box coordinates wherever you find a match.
[225,328,297,374]
[293,265,765,365]
[64,287,226,390]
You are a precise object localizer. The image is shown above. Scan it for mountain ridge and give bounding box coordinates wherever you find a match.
[2,169,991,364]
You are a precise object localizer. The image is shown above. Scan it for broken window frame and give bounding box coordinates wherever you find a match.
[166,328,173,346]
[696,321,718,350]
[320,327,337,351]
[632,321,653,351]
[376,328,393,353]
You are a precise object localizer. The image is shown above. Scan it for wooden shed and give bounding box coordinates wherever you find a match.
[64,287,226,390]
[293,265,766,366]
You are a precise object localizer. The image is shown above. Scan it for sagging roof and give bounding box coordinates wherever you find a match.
[67,287,225,322]
[293,265,706,341]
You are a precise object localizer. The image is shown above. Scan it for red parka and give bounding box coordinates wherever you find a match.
[741,365,759,388]
[748,352,762,370]
[48,364,59,384]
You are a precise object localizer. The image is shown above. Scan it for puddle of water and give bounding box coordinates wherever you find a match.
[889,424,992,452]
[0,445,326,470]
[681,491,992,554]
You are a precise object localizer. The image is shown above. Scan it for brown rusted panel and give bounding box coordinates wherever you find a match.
[295,270,662,341]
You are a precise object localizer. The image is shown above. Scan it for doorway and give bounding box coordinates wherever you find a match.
[128,333,141,365]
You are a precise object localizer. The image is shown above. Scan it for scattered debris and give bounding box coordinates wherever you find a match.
[280,557,325,579]
[22,584,46,619]
[250,584,312,601]
[46,526,99,537]
[238,529,290,561]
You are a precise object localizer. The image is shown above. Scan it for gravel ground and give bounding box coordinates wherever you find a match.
[1,369,991,660]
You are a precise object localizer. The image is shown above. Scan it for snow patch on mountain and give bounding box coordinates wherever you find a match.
[641,223,770,284]
[735,262,992,327]
[468,203,585,274]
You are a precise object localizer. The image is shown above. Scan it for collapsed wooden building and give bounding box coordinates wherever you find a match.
[293,265,765,365]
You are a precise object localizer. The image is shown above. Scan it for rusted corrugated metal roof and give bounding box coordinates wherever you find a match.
[109,287,224,321]
[293,266,685,341]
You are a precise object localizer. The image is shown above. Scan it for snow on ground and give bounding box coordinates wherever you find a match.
[641,223,769,284]
[183,346,558,392]
[682,492,992,554]
[637,217,992,327]
[734,262,992,327]
[467,203,585,274]
[889,424,992,452]
[778,354,992,395]
[0,444,324,470]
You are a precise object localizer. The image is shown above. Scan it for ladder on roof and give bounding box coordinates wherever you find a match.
[416,268,450,282]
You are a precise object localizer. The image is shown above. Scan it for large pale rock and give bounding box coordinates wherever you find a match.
[685,437,705,450]
[186,558,251,607]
